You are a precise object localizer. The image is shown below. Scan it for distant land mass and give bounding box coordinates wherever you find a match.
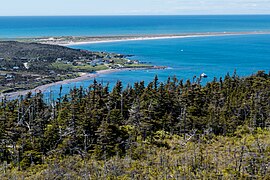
[7,31,270,46]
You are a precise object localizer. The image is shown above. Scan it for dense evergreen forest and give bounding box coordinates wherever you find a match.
[0,71,270,179]
[0,41,95,61]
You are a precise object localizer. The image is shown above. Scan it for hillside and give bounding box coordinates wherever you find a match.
[0,41,149,93]
[0,41,94,61]
[0,71,269,179]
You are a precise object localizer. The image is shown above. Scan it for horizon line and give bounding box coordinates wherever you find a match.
[0,14,270,17]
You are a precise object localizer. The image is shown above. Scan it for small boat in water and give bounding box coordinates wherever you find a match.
[200,73,208,78]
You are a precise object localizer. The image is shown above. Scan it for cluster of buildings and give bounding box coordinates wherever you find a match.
[0,52,140,83]
[56,53,139,69]
[0,73,15,81]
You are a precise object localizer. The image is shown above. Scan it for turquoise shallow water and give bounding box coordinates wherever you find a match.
[0,16,269,98]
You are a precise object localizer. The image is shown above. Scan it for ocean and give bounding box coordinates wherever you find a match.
[1,15,270,38]
[0,15,269,98]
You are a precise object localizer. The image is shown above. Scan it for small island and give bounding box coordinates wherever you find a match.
[0,41,164,95]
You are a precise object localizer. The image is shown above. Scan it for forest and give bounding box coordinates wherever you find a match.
[0,70,270,179]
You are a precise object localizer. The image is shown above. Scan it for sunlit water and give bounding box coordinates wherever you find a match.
[0,16,269,99]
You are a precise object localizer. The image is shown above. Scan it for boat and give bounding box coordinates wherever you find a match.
[200,73,208,78]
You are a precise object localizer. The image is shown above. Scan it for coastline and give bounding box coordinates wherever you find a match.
[59,35,206,46]
[2,31,270,99]
[0,67,164,99]
[0,69,119,99]
[30,31,270,46]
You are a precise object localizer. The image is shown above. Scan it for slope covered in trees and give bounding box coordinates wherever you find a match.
[0,41,95,61]
[0,71,270,179]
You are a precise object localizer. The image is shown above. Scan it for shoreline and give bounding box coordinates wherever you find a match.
[60,35,209,46]
[27,31,270,46]
[0,69,120,99]
[0,67,164,99]
[1,31,270,99]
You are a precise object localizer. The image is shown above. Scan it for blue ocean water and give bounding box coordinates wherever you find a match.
[0,15,270,38]
[0,16,269,98]
[74,34,270,78]
[40,34,270,99]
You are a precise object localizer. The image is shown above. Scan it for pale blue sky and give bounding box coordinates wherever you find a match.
[0,0,270,16]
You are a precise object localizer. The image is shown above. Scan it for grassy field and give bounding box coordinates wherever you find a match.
[51,62,108,72]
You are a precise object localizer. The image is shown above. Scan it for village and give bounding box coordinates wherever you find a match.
[0,41,152,94]
[53,52,140,69]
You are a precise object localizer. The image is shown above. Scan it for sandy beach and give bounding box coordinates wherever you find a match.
[0,67,164,99]
[37,31,270,46]
[0,69,122,99]
[58,35,209,46]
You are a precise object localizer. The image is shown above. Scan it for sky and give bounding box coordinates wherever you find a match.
[0,0,269,16]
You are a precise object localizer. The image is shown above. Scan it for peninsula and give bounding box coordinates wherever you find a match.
[0,41,163,96]
[8,31,270,45]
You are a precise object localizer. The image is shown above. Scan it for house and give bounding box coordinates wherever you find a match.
[125,60,133,64]
[88,59,104,66]
[105,55,112,59]
[76,62,83,66]
[20,57,27,61]
[6,74,14,80]
[104,60,110,64]
[117,64,124,68]
[0,58,4,61]
[35,77,42,81]
[92,55,97,60]
[49,70,56,75]
[13,66,20,70]
[23,62,30,69]
[88,62,97,66]
[133,60,139,64]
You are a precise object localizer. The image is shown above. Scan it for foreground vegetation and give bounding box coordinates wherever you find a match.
[0,71,269,179]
